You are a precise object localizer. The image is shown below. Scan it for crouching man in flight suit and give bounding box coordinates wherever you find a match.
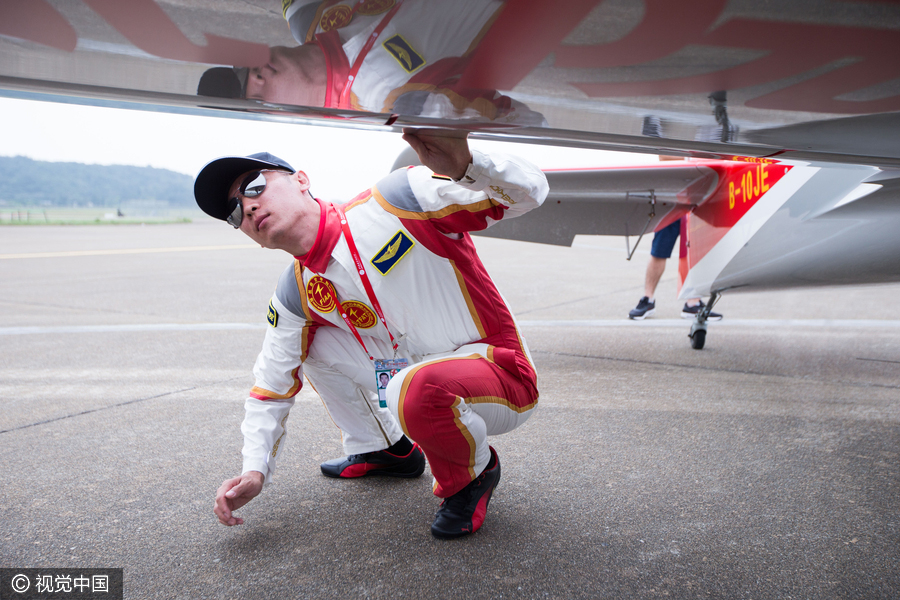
[196,130,548,539]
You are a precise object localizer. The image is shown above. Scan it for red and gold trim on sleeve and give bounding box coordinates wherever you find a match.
[464,5,503,56]
[303,1,330,42]
[250,365,303,400]
[372,185,504,231]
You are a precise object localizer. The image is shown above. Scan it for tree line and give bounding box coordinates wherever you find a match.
[0,156,195,207]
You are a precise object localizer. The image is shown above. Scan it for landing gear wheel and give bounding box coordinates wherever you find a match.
[690,329,706,350]
[686,291,720,350]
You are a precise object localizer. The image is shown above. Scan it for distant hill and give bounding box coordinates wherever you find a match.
[0,156,195,208]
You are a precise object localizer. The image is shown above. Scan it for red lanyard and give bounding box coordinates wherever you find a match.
[318,205,399,361]
[338,0,404,108]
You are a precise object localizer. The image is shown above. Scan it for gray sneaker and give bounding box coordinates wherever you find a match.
[628,296,655,320]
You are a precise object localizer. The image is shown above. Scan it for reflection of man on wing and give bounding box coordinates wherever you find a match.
[4,0,899,164]
[198,0,545,124]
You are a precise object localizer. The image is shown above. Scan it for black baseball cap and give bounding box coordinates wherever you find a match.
[194,152,296,221]
[197,67,249,98]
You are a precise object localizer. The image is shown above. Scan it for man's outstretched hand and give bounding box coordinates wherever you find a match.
[214,471,264,526]
[402,128,472,181]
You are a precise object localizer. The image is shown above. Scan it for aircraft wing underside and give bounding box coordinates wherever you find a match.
[479,163,719,245]
[2,0,900,167]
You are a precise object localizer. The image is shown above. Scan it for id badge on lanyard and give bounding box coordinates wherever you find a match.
[375,357,408,408]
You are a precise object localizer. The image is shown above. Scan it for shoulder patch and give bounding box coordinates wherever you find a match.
[383,34,425,73]
[371,230,414,275]
[358,0,395,16]
[320,4,353,31]
[267,300,278,328]
[307,275,337,313]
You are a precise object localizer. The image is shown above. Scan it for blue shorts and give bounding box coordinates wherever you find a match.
[650,220,681,259]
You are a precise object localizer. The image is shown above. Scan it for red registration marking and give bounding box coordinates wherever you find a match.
[729,164,770,211]
[685,161,792,272]
[728,156,778,165]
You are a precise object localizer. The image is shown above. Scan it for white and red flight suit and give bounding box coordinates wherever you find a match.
[241,149,548,498]
[282,0,545,124]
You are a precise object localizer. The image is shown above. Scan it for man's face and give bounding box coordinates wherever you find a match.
[227,169,310,250]
[245,46,324,106]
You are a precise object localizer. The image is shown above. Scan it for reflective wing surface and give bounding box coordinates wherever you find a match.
[2,0,900,165]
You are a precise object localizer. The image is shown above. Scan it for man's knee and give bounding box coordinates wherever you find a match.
[385,363,457,433]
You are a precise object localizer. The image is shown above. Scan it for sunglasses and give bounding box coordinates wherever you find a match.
[227,170,286,228]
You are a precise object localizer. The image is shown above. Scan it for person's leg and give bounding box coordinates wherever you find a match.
[648,256,712,307]
[644,255,667,299]
[304,327,405,455]
[386,352,535,497]
[303,327,424,478]
[385,349,536,538]
[630,220,680,319]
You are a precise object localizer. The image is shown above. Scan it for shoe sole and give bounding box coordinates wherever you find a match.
[629,309,655,320]
[321,464,425,478]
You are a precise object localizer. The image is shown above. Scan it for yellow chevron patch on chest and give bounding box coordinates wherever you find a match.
[382,34,425,72]
[371,230,415,275]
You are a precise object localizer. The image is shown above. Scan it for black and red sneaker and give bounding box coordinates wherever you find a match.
[431,446,501,540]
[320,443,425,479]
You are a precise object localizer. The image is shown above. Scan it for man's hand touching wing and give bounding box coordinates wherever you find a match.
[402,128,472,181]
[214,471,265,526]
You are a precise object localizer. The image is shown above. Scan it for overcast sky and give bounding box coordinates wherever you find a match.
[0,97,656,200]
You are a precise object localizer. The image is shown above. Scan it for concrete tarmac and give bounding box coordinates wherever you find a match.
[1,222,898,599]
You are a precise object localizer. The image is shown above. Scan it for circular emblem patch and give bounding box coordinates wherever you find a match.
[320,5,353,31]
[307,275,337,313]
[357,0,395,16]
[341,300,377,329]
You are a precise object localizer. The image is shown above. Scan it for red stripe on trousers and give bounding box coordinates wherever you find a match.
[398,355,536,498]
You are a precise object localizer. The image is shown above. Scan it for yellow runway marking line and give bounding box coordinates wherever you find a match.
[0,244,258,260]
